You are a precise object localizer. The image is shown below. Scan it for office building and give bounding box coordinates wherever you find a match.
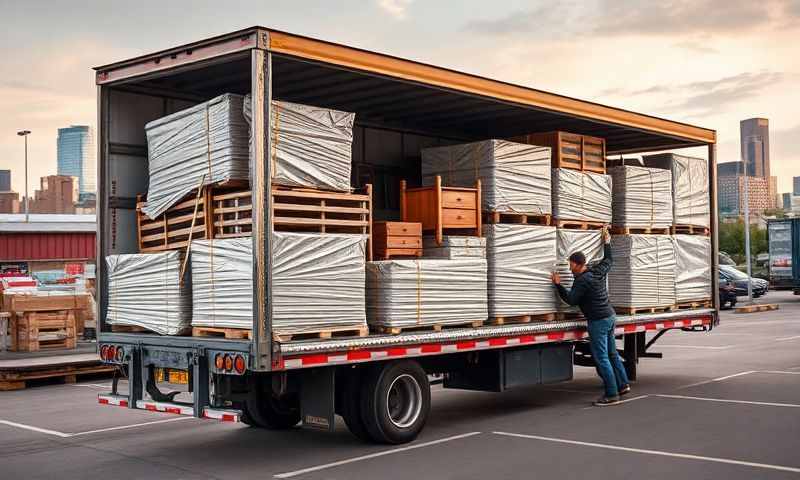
[718,175,777,214]
[0,191,19,214]
[740,118,770,178]
[0,170,10,192]
[57,125,96,195]
[783,192,792,211]
[30,175,78,214]
[793,177,800,196]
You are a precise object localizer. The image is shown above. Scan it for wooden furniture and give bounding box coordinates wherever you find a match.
[13,310,77,352]
[400,176,481,245]
[511,131,606,174]
[0,312,9,352]
[373,222,422,260]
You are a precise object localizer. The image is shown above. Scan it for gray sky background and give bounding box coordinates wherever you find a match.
[1,0,799,194]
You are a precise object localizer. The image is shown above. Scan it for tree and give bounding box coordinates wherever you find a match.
[718,219,767,266]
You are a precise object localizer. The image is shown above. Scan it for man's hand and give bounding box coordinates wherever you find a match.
[603,226,611,244]
[551,271,561,285]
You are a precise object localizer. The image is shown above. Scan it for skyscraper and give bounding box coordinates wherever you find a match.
[793,176,800,196]
[740,118,770,178]
[0,169,10,191]
[57,125,96,196]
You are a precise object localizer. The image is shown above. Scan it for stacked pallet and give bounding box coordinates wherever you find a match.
[423,235,486,259]
[511,131,607,174]
[551,168,612,229]
[642,153,710,234]
[554,229,604,317]
[608,235,676,314]
[609,165,673,234]
[673,234,712,307]
[2,293,89,351]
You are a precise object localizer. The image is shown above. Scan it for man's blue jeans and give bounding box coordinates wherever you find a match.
[587,315,630,398]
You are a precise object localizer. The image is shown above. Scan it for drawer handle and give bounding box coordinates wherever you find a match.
[456,197,462,202]
[402,228,407,232]
[457,215,463,220]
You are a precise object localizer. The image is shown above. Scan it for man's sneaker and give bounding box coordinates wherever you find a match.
[618,385,631,396]
[593,396,620,407]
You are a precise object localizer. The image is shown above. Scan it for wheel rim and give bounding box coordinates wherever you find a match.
[386,374,422,428]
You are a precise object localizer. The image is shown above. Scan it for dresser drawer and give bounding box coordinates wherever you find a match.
[442,208,477,227]
[374,221,422,237]
[382,236,423,249]
[441,190,477,209]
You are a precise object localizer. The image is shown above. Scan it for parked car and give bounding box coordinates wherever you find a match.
[719,279,737,309]
[719,265,768,298]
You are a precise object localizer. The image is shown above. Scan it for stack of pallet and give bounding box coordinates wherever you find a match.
[608,235,677,314]
[554,229,604,318]
[642,153,711,235]
[2,293,89,351]
[609,165,673,234]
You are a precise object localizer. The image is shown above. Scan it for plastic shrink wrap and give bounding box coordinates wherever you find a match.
[366,259,488,328]
[272,232,367,335]
[484,224,558,317]
[608,235,676,308]
[551,168,612,223]
[244,95,355,192]
[191,238,253,329]
[423,235,486,259]
[555,229,604,313]
[609,166,673,228]
[673,234,712,303]
[421,140,551,215]
[642,153,710,228]
[105,251,191,335]
[142,94,249,219]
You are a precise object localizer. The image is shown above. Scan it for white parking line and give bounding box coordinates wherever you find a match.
[0,419,71,438]
[758,370,800,375]
[580,395,650,410]
[655,394,800,408]
[678,370,756,389]
[657,345,734,350]
[492,431,800,474]
[776,335,800,341]
[273,431,482,478]
[0,416,194,438]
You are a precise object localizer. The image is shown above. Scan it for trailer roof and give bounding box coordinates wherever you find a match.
[94,27,716,154]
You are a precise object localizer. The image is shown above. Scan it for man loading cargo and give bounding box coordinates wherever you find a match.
[551,227,631,406]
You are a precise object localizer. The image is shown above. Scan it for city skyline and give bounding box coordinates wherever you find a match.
[57,125,96,196]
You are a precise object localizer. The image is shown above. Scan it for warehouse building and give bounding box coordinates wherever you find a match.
[0,214,95,275]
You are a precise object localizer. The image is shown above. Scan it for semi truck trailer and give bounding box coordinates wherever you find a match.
[94,27,719,444]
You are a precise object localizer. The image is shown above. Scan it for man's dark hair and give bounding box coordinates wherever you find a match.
[568,251,586,265]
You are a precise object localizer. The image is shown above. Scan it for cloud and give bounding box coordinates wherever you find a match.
[673,40,718,54]
[377,0,414,20]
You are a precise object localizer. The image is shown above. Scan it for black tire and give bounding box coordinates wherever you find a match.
[339,369,373,442]
[243,383,301,429]
[359,360,430,444]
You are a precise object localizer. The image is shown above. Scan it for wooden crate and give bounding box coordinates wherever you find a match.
[12,310,77,352]
[137,192,211,252]
[211,189,252,239]
[511,131,606,173]
[3,293,90,313]
[401,176,481,245]
[373,221,422,260]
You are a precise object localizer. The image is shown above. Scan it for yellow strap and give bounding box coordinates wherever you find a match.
[415,260,422,325]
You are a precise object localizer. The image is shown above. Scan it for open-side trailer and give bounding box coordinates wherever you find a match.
[94,27,719,444]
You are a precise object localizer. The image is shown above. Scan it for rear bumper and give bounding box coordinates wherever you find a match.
[98,394,241,422]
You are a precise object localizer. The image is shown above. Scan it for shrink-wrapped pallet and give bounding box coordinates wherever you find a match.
[555,229,604,313]
[642,153,710,228]
[609,166,673,229]
[608,235,676,309]
[673,234,712,303]
[421,140,551,215]
[191,238,252,329]
[423,235,486,259]
[366,259,488,329]
[142,94,249,219]
[552,168,612,223]
[105,251,191,335]
[244,95,355,192]
[272,232,367,336]
[484,224,558,317]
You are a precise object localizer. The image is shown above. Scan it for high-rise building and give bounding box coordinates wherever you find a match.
[793,177,800,196]
[718,173,777,214]
[0,191,19,213]
[57,125,96,195]
[782,192,792,211]
[740,118,770,178]
[30,175,78,214]
[0,169,10,191]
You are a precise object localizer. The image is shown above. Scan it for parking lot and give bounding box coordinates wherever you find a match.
[2,292,799,480]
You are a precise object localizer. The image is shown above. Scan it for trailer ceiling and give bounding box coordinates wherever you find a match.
[95,27,716,154]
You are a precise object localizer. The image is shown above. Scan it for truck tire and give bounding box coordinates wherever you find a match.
[243,388,301,429]
[339,370,373,442]
[359,360,430,444]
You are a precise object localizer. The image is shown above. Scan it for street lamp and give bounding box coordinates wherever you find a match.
[16,130,31,222]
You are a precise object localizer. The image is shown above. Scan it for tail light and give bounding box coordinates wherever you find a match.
[234,355,246,374]
[223,354,233,372]
[214,354,224,370]
[115,346,124,362]
[100,345,109,360]
[108,346,117,361]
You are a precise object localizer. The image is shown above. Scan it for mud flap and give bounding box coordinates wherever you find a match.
[300,367,335,431]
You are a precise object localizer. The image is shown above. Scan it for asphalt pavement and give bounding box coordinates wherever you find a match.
[2,291,799,479]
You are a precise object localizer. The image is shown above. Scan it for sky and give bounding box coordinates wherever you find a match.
[1,0,799,195]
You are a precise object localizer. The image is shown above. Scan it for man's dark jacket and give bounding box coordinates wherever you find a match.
[555,243,614,321]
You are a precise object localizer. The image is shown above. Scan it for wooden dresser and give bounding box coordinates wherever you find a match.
[373,221,423,260]
[400,176,481,245]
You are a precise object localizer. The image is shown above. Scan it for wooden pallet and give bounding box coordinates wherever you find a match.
[273,326,369,342]
[483,211,551,226]
[110,324,151,334]
[674,300,713,310]
[555,311,585,321]
[211,188,252,238]
[671,224,711,236]
[137,192,212,253]
[554,219,606,230]
[488,313,556,325]
[373,320,484,335]
[12,310,77,352]
[192,326,252,340]
[611,226,671,235]
[734,304,779,314]
[510,131,606,174]
[614,305,673,315]
[0,354,115,391]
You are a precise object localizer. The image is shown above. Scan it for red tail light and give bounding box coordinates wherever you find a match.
[115,347,124,362]
[234,355,245,374]
[214,354,224,370]
[223,354,233,372]
[108,346,117,361]
[100,345,109,360]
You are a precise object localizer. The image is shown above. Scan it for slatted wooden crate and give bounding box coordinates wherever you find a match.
[12,310,77,352]
[137,192,211,252]
[511,131,606,174]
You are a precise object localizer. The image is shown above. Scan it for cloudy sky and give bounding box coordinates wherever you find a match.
[1,0,799,194]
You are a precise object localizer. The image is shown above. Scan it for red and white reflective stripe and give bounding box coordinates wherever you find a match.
[98,394,128,407]
[202,409,241,423]
[98,395,239,422]
[137,400,195,416]
[277,316,712,371]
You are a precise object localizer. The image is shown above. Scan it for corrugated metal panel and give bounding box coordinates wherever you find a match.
[0,232,96,261]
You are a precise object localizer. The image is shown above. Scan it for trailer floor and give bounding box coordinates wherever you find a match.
[2,291,800,480]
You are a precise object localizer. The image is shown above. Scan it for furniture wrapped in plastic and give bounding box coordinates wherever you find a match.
[673,234,712,303]
[555,229,604,313]
[272,232,367,336]
[244,94,355,192]
[420,139,551,215]
[551,168,612,223]
[484,224,558,317]
[105,251,191,335]
[609,166,673,229]
[190,238,252,329]
[642,153,710,228]
[366,259,488,329]
[608,235,676,309]
[423,235,486,259]
[142,93,249,219]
